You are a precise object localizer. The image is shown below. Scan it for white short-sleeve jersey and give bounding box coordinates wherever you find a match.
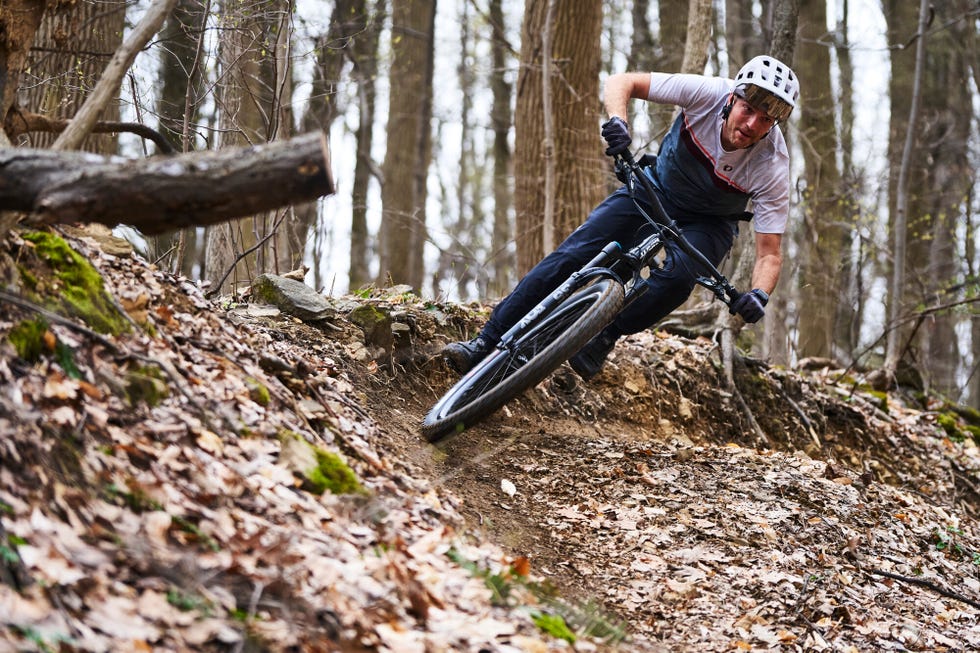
[644,72,791,234]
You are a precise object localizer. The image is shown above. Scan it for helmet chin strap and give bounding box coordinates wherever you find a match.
[721,92,736,120]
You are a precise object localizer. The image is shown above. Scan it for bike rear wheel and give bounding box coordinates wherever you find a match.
[422,277,626,442]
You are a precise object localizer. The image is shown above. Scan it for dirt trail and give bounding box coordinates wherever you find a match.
[357,329,980,651]
[4,226,979,651]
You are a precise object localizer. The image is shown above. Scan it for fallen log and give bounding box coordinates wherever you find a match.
[0,132,334,235]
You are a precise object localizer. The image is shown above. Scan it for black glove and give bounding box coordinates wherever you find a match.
[729,288,769,323]
[601,117,632,156]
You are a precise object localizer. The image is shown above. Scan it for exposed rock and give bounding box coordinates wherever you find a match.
[250,273,336,321]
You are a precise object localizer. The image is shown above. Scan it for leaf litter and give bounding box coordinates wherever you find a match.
[1,227,979,652]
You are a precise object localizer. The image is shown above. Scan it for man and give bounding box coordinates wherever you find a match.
[444,55,800,379]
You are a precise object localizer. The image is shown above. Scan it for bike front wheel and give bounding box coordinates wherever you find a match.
[422,277,626,442]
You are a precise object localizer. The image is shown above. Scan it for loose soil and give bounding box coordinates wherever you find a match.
[3,227,980,652]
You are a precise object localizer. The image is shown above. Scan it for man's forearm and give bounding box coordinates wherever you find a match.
[603,72,651,120]
[751,254,781,295]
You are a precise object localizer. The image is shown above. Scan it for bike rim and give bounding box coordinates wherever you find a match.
[427,280,617,425]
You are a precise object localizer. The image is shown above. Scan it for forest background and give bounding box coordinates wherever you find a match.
[3,0,979,409]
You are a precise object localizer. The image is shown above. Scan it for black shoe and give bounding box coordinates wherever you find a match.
[568,330,618,380]
[443,337,494,373]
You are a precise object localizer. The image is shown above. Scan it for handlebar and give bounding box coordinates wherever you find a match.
[613,150,741,306]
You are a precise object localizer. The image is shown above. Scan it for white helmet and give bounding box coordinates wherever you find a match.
[733,55,800,122]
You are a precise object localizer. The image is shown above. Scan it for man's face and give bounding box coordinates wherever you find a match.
[721,97,777,150]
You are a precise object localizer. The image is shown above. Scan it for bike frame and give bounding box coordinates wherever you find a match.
[496,150,739,350]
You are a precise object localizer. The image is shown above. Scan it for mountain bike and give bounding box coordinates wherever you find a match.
[422,150,742,442]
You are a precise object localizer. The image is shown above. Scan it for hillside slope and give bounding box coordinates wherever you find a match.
[2,227,980,652]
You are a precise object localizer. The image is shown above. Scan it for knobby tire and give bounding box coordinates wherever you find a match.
[422,278,626,442]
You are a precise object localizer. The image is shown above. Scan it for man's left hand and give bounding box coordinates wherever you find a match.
[730,288,769,323]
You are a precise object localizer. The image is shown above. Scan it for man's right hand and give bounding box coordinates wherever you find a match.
[601,117,632,156]
[729,288,769,323]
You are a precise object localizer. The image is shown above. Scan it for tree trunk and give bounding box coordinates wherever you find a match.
[1,132,334,234]
[0,0,47,143]
[17,0,127,152]
[205,0,296,295]
[377,0,435,290]
[149,0,209,278]
[796,0,846,361]
[155,0,207,150]
[968,188,980,408]
[487,0,514,298]
[916,0,973,399]
[648,0,688,136]
[680,0,713,74]
[883,0,929,380]
[347,0,384,291]
[833,0,864,356]
[769,0,801,60]
[513,0,604,275]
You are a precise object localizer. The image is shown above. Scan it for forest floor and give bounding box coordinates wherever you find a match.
[2,225,980,652]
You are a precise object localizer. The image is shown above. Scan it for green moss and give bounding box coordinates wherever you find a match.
[348,304,393,348]
[276,430,366,495]
[305,449,365,496]
[17,265,38,290]
[348,304,387,328]
[7,317,81,377]
[245,377,271,406]
[937,413,966,442]
[9,318,49,362]
[867,389,889,412]
[125,364,169,407]
[867,389,888,402]
[167,588,213,615]
[954,404,980,426]
[21,231,130,336]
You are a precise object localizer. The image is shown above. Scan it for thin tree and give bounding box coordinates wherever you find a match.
[725,0,763,66]
[833,0,865,357]
[715,0,798,381]
[431,0,486,299]
[150,0,209,277]
[487,0,514,298]
[347,0,385,291]
[299,0,377,292]
[205,0,298,295]
[377,0,435,290]
[883,0,930,382]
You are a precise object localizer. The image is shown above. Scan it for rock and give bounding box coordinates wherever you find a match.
[250,273,336,321]
[348,304,393,352]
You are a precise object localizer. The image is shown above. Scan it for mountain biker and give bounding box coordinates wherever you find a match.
[443,55,800,379]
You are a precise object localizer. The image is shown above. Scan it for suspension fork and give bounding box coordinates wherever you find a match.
[497,240,623,347]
